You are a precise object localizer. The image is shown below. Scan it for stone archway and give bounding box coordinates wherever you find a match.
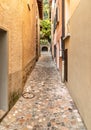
[42,46,48,51]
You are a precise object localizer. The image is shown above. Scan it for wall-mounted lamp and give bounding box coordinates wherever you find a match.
[27,3,31,11]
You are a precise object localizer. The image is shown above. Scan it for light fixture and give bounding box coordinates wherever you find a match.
[27,3,31,11]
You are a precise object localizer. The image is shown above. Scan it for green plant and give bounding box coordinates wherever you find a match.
[40,39,48,45]
[40,19,51,42]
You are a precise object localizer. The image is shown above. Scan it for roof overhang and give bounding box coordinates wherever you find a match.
[37,0,43,19]
[62,33,71,40]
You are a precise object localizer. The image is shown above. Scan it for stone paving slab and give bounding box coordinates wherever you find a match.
[0,52,87,130]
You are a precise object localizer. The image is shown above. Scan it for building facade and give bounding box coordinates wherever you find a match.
[63,0,91,129]
[51,0,62,72]
[51,0,91,129]
[0,0,43,118]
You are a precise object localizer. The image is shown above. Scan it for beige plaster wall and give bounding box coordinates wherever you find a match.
[70,0,80,18]
[65,0,80,35]
[65,0,91,129]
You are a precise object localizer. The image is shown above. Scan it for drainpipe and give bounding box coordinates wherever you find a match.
[61,0,65,83]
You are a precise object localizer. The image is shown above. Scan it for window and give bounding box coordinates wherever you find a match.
[56,7,60,23]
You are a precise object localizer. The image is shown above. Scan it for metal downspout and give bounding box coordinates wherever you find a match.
[61,0,65,82]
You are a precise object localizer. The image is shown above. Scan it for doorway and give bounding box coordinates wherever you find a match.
[42,46,48,52]
[0,29,8,112]
[64,49,68,81]
[57,43,59,69]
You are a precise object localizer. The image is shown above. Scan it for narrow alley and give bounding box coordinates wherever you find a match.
[0,52,86,130]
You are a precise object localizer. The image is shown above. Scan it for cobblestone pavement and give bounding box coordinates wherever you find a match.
[0,52,86,130]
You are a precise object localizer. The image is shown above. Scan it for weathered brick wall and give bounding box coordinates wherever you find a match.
[0,0,39,109]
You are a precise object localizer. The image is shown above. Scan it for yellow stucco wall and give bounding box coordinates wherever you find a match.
[0,0,39,109]
[22,0,36,68]
[65,0,91,129]
[0,0,23,73]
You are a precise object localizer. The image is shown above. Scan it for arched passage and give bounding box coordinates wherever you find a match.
[42,46,48,52]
